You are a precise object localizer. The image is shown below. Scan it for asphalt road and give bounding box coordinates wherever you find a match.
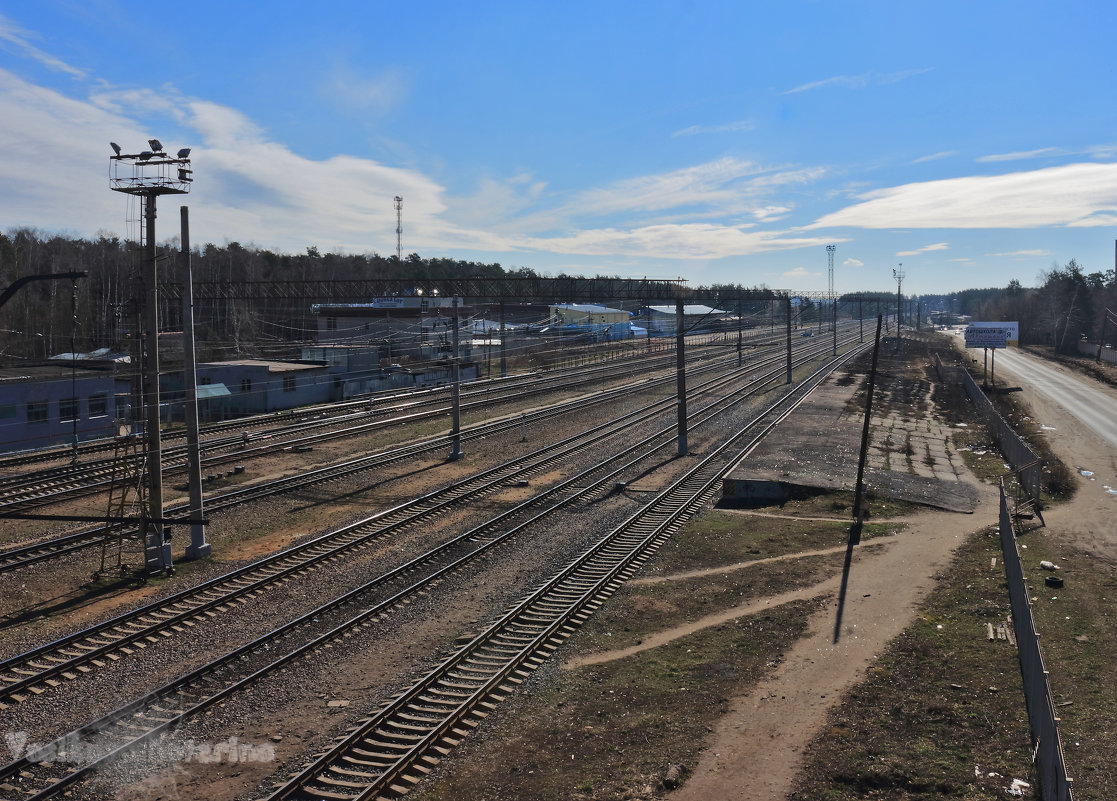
[951,331,1117,559]
[991,346,1117,450]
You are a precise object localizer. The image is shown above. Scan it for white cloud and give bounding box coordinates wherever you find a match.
[988,249,1051,257]
[0,67,453,254]
[503,159,825,237]
[878,68,935,84]
[896,242,949,257]
[808,162,1117,230]
[671,119,756,137]
[843,257,864,268]
[782,267,820,279]
[911,150,957,164]
[783,68,931,95]
[89,86,190,122]
[0,46,845,265]
[574,158,768,216]
[1069,213,1117,227]
[977,147,1059,163]
[0,13,86,79]
[783,73,870,94]
[517,224,840,261]
[320,65,406,113]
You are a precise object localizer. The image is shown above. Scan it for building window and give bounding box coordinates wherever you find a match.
[27,401,48,424]
[241,378,252,394]
[283,375,296,392]
[326,317,337,331]
[60,397,79,422]
[88,394,108,417]
[199,376,212,385]
[0,404,16,420]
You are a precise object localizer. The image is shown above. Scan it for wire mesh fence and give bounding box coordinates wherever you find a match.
[998,483,1074,801]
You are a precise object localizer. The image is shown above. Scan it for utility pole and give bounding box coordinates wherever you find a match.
[785,295,793,384]
[736,298,743,367]
[675,299,688,456]
[892,264,905,352]
[180,206,209,560]
[449,296,462,461]
[499,300,507,378]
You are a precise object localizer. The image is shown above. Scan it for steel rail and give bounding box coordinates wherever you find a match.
[0,345,755,573]
[264,342,869,800]
[0,338,860,800]
[0,348,719,511]
[0,340,818,702]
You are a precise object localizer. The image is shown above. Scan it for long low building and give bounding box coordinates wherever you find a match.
[0,365,121,453]
[194,359,334,417]
[641,304,729,335]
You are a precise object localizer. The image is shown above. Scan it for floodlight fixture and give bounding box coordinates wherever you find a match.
[110,136,192,197]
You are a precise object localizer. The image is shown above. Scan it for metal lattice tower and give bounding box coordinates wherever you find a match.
[826,244,835,302]
[394,195,403,261]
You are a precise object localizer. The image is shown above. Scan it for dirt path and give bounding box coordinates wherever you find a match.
[674,346,1116,800]
[671,492,998,801]
[566,542,889,668]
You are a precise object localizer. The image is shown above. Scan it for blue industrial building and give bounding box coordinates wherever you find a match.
[0,365,121,453]
[194,360,334,417]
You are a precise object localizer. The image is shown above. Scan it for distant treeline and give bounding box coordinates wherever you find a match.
[911,261,1116,351]
[2,228,1114,362]
[0,229,542,362]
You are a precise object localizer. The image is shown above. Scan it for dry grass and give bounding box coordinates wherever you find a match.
[790,526,1036,799]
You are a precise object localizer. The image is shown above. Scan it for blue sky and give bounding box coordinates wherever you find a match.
[2,1,1116,295]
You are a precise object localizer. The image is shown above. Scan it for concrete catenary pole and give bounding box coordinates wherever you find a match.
[499,300,507,378]
[675,299,688,456]
[180,207,209,559]
[449,296,463,461]
[785,295,793,384]
[737,298,743,367]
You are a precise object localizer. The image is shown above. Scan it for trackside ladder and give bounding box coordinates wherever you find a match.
[97,434,149,579]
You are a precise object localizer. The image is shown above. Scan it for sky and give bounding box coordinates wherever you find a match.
[2,1,1117,296]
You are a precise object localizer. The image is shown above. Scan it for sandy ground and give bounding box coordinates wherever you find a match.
[670,346,1116,800]
[673,500,996,801]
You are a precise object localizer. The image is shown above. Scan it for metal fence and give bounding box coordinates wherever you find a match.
[935,352,1042,506]
[998,483,1074,801]
[933,352,963,385]
[1076,339,1117,365]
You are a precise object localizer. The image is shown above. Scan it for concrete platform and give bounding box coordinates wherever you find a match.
[722,365,981,514]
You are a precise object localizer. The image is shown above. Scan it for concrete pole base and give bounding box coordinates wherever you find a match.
[184,543,212,560]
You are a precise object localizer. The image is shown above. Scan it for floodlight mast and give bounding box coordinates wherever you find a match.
[109,140,192,575]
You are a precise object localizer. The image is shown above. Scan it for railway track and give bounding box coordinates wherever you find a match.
[0,343,736,514]
[0,340,776,574]
[0,339,825,701]
[0,337,732,475]
[265,342,864,801]
[0,337,865,800]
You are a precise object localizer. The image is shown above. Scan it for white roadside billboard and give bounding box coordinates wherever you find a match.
[964,321,1019,349]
